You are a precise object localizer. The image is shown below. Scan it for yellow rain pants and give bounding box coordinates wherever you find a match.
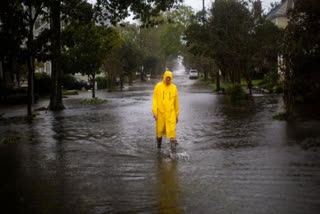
[152,71,179,139]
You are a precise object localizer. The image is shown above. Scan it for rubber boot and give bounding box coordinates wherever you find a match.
[157,137,162,148]
[170,139,177,152]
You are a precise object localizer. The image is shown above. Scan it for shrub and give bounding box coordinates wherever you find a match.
[5,93,39,105]
[261,70,279,91]
[62,74,78,90]
[273,112,289,121]
[34,72,51,95]
[80,97,107,104]
[273,84,284,94]
[226,84,246,102]
[96,76,108,89]
[62,90,79,95]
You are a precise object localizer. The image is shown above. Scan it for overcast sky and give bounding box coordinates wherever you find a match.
[184,0,280,13]
[87,0,281,14]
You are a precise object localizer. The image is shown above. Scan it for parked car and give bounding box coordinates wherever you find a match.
[189,70,198,79]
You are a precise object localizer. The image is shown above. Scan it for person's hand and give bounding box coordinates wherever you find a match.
[176,117,179,124]
[153,114,158,120]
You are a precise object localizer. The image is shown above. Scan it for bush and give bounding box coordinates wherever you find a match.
[96,76,108,89]
[62,74,78,90]
[273,84,284,94]
[80,97,107,104]
[261,70,279,91]
[273,112,289,121]
[62,90,79,95]
[4,93,39,105]
[226,84,246,102]
[62,75,91,90]
[34,72,51,95]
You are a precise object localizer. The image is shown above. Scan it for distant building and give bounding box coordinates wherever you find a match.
[266,0,295,29]
[34,11,52,75]
[266,0,295,75]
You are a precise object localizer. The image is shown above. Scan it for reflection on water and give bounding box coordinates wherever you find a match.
[1,72,320,214]
[156,157,181,214]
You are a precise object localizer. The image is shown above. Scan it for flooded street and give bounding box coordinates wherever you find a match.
[1,70,320,214]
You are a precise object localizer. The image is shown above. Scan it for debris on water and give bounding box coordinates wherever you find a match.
[0,136,20,144]
[80,97,107,104]
[35,106,48,111]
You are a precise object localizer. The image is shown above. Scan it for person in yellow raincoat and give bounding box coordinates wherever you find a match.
[152,71,179,148]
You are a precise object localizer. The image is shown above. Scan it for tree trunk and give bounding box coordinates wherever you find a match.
[27,55,34,116]
[92,73,96,98]
[49,0,64,111]
[27,5,35,116]
[216,69,220,92]
[128,73,133,86]
[120,75,123,91]
[283,60,294,119]
[1,60,7,101]
[247,79,252,96]
[107,74,113,92]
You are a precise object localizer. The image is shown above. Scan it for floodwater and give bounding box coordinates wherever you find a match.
[1,70,320,214]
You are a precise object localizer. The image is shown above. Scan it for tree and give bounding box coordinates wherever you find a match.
[0,0,27,99]
[95,0,183,25]
[185,0,281,95]
[64,17,122,97]
[282,0,320,118]
[103,45,124,92]
[48,0,64,110]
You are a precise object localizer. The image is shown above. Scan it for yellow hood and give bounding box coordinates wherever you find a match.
[162,71,173,83]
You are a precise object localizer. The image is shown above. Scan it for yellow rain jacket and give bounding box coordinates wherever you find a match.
[152,71,179,139]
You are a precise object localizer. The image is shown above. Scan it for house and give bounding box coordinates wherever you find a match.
[266,0,294,29]
[266,0,295,76]
[34,11,52,75]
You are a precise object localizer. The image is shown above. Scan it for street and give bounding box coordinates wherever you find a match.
[1,70,320,214]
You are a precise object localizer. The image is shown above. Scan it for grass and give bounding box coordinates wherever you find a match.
[35,106,48,111]
[80,97,107,104]
[252,79,263,86]
[62,90,79,96]
[240,79,263,86]
[272,112,288,121]
[0,136,20,144]
[24,114,38,123]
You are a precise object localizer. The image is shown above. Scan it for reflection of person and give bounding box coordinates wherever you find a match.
[156,158,181,214]
[152,71,179,148]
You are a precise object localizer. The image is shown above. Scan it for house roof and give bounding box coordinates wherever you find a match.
[266,0,289,20]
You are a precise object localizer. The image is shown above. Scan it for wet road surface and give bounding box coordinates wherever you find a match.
[1,70,320,214]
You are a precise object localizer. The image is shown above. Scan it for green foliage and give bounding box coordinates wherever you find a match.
[5,94,27,104]
[24,113,37,123]
[96,0,183,25]
[62,90,79,96]
[273,112,289,121]
[261,70,279,91]
[185,0,280,85]
[96,76,108,89]
[116,6,193,78]
[0,137,20,144]
[252,79,263,86]
[283,0,320,105]
[273,85,284,94]
[80,97,107,104]
[226,84,246,102]
[34,72,51,95]
[62,74,76,90]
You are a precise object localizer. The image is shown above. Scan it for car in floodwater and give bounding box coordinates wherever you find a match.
[189,70,198,79]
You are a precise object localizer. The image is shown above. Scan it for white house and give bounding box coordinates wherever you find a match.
[266,0,295,29]
[266,0,295,75]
